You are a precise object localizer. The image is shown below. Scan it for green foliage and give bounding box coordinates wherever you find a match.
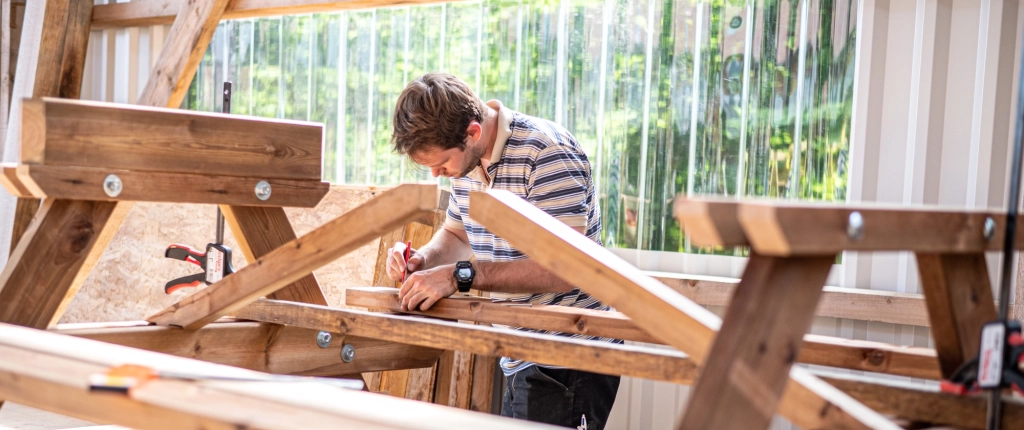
[184,0,857,253]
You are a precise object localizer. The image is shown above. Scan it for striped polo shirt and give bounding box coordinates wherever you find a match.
[445,100,621,377]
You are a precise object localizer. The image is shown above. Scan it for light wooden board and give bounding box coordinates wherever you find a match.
[52,321,442,376]
[346,287,941,379]
[652,272,932,327]
[137,0,230,108]
[20,97,324,181]
[469,189,897,430]
[675,198,1024,255]
[148,184,438,329]
[823,374,1024,430]
[3,164,329,207]
[92,0,476,29]
[235,299,700,385]
[221,205,328,306]
[0,322,556,429]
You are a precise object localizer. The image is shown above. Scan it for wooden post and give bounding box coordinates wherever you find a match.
[916,252,998,377]
[679,253,835,429]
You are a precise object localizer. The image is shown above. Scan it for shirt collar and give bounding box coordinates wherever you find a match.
[486,99,514,165]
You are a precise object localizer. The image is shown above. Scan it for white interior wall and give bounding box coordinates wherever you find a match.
[68,0,1024,429]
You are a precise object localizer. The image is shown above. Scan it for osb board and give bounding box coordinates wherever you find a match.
[59,186,387,323]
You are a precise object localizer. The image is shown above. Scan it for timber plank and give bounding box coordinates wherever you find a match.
[4,0,91,253]
[52,321,441,376]
[652,272,932,327]
[672,197,747,247]
[235,299,701,385]
[469,189,896,430]
[916,252,998,377]
[345,287,941,379]
[0,323,554,430]
[148,184,438,329]
[21,98,324,180]
[6,164,329,207]
[138,0,230,108]
[0,199,129,329]
[823,374,1024,430]
[92,0,475,29]
[221,205,328,305]
[679,254,835,430]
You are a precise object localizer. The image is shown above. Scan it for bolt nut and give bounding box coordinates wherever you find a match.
[341,344,355,363]
[255,180,272,201]
[847,211,864,241]
[316,331,332,348]
[103,174,123,198]
[984,217,996,241]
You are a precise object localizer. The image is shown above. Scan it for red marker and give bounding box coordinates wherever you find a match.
[402,241,412,282]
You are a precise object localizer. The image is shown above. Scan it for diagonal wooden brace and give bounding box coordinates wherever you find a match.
[148,184,439,329]
[470,190,897,430]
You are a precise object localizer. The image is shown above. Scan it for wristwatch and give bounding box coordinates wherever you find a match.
[453,261,475,293]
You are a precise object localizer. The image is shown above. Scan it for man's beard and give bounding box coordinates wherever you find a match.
[454,144,485,177]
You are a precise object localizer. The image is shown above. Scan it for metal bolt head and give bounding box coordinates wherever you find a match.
[341,344,355,362]
[316,331,332,348]
[103,174,123,197]
[255,180,272,201]
[984,217,996,241]
[847,211,864,241]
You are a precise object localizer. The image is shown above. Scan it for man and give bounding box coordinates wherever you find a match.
[386,73,620,429]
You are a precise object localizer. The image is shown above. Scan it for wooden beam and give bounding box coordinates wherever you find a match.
[679,254,835,429]
[0,199,130,329]
[346,287,941,379]
[652,272,931,327]
[235,299,701,385]
[92,0,472,29]
[2,164,329,207]
[52,321,442,376]
[148,184,438,329]
[138,0,230,108]
[0,0,228,330]
[470,190,897,430]
[676,198,1022,255]
[5,0,92,253]
[916,252,998,377]
[822,374,1024,430]
[20,98,324,181]
[221,205,328,305]
[0,322,555,430]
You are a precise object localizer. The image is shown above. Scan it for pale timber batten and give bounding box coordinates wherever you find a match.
[148,184,439,329]
[468,189,899,430]
[91,0,475,29]
[51,321,443,376]
[0,322,554,429]
[345,287,941,380]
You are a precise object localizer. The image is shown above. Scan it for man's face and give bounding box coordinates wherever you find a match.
[410,123,485,178]
[411,144,483,178]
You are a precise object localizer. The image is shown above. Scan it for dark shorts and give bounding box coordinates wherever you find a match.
[500,366,620,429]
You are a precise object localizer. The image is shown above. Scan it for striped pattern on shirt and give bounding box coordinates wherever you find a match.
[446,107,622,377]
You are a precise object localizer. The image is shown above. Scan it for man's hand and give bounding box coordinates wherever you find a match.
[398,264,457,311]
[386,242,425,282]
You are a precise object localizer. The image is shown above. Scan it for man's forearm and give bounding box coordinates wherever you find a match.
[473,259,575,295]
[418,227,474,270]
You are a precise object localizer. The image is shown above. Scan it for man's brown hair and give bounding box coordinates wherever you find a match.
[391,73,485,155]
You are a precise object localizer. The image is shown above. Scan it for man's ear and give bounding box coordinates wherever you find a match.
[466,121,482,141]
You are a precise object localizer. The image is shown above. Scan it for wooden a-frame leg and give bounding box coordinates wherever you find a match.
[220,205,327,305]
[0,199,129,329]
[916,252,997,377]
[679,253,835,430]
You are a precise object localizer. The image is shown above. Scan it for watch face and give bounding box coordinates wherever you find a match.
[458,268,473,279]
